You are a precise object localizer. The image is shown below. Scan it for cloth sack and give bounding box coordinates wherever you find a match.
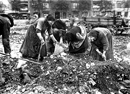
[53,37,65,55]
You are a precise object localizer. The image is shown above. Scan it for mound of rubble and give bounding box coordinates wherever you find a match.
[0,53,130,94]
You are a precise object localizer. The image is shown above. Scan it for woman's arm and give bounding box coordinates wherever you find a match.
[50,34,57,43]
[36,29,45,44]
[100,33,109,61]
[48,26,58,44]
[101,34,109,52]
[36,18,45,43]
[76,33,84,40]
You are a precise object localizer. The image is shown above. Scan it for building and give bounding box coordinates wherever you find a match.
[92,0,130,18]
[113,0,130,18]
[8,0,29,19]
[9,0,130,19]
[8,0,28,12]
[28,0,93,19]
[27,0,114,18]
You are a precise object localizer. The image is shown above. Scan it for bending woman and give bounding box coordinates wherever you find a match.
[48,19,67,54]
[88,27,114,61]
[65,23,89,54]
[20,14,56,60]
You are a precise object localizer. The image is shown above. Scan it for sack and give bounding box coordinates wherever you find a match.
[53,43,64,55]
[53,37,64,55]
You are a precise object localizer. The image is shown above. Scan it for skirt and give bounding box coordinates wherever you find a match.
[19,25,47,59]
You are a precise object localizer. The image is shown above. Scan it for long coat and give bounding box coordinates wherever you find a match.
[0,16,11,54]
[20,18,52,59]
[88,27,114,61]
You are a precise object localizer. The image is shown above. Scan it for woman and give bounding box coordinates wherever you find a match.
[88,27,114,61]
[0,14,14,84]
[52,19,66,42]
[0,14,14,55]
[29,13,39,24]
[47,19,67,54]
[65,17,75,31]
[65,23,89,54]
[20,14,57,61]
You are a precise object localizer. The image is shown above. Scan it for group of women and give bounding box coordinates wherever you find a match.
[0,13,114,84]
[20,14,114,62]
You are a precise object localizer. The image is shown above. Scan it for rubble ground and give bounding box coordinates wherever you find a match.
[0,20,130,94]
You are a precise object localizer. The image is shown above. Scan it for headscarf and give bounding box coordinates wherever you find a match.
[88,29,99,41]
[46,14,55,21]
[52,19,66,30]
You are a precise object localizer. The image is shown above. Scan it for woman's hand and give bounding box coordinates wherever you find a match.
[36,32,45,45]
[53,40,58,46]
[64,48,69,53]
[41,39,45,45]
[50,34,58,45]
[102,53,106,61]
[96,49,102,56]
[102,51,106,61]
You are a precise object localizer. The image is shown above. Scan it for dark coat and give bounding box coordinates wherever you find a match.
[20,18,52,59]
[88,27,114,61]
[66,26,89,54]
[48,19,67,53]
[0,16,10,38]
[0,16,11,54]
[52,19,66,42]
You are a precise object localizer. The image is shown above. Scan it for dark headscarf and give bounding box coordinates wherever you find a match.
[88,29,99,41]
[52,19,66,30]
[46,14,55,21]
[65,32,73,42]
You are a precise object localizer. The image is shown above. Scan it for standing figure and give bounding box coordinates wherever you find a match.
[20,14,56,61]
[0,14,14,83]
[88,27,114,61]
[0,14,14,55]
[65,23,89,54]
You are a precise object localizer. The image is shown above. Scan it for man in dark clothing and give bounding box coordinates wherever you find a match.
[0,14,14,83]
[0,14,14,54]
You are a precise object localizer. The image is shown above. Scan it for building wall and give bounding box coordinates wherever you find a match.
[28,0,92,19]
[13,0,130,19]
[114,0,130,18]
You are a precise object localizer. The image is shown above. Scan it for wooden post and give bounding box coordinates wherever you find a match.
[113,10,116,25]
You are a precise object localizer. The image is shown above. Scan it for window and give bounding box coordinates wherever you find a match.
[63,12,66,18]
[72,3,78,9]
[117,12,121,15]
[43,3,49,9]
[124,12,128,17]
[117,1,124,8]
